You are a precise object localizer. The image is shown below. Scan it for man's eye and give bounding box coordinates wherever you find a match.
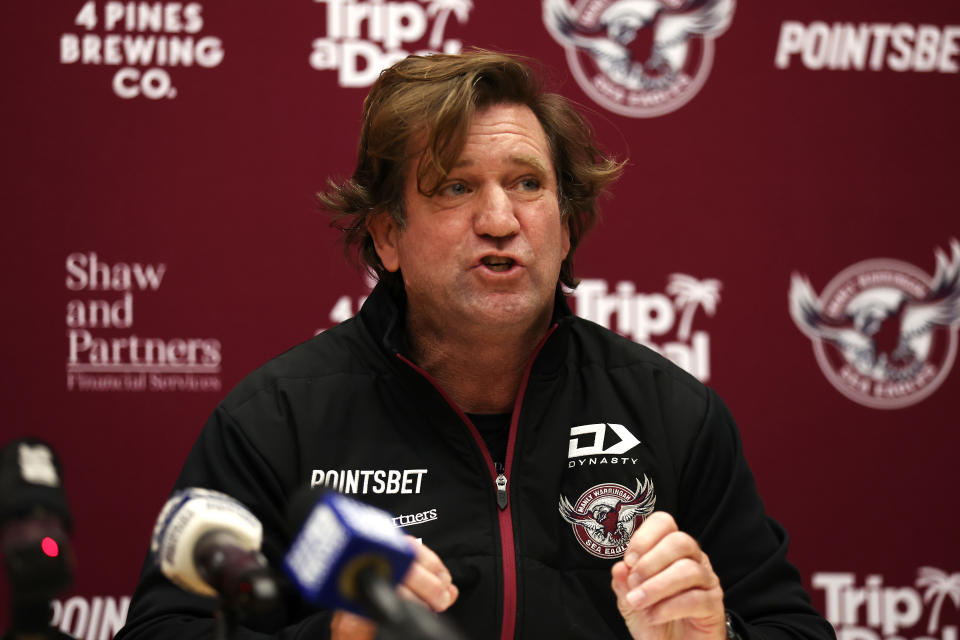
[441,182,468,196]
[519,178,541,191]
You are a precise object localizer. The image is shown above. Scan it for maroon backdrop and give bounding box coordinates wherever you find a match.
[2,1,958,638]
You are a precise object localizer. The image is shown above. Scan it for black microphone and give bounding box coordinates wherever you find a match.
[0,437,75,638]
[150,488,282,627]
[284,490,466,640]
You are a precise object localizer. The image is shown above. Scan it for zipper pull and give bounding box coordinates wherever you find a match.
[495,473,508,510]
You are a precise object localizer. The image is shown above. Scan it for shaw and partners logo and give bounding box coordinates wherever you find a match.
[310,0,474,88]
[543,0,735,118]
[813,569,959,640]
[65,252,222,392]
[573,274,721,381]
[789,241,960,409]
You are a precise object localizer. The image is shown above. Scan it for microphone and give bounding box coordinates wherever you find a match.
[150,488,281,621]
[284,490,466,640]
[0,437,75,636]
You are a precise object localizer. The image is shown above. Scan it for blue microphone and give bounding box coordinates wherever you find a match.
[284,491,413,615]
[284,491,466,640]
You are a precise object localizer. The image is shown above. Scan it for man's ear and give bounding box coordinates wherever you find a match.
[367,212,401,272]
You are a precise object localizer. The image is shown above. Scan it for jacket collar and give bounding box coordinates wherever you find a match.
[357,280,574,372]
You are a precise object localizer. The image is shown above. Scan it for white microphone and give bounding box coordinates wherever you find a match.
[150,488,280,616]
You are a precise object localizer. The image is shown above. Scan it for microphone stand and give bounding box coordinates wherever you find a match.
[209,567,281,640]
[212,604,236,640]
[196,533,283,640]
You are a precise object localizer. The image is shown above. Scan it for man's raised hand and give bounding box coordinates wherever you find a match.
[611,512,726,640]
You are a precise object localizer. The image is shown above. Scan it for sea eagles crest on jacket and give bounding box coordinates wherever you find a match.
[559,475,656,558]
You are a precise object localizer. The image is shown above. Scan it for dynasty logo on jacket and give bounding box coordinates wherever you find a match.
[561,423,656,558]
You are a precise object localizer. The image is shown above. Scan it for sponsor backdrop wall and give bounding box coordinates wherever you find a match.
[2,1,958,638]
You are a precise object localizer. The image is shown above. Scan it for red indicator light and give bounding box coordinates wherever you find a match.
[41,537,60,557]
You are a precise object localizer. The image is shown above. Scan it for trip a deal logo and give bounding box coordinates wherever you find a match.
[813,568,959,640]
[573,274,722,382]
[310,0,475,88]
[543,0,735,118]
[789,240,960,410]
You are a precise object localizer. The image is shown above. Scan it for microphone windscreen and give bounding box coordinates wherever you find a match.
[0,438,71,530]
[150,487,262,597]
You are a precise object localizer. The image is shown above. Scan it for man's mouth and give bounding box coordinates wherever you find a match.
[480,256,516,272]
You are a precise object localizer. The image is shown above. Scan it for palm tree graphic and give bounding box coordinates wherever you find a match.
[916,567,960,633]
[666,274,722,341]
[424,0,474,49]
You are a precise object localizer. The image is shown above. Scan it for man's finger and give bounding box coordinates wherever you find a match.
[330,610,378,640]
[625,556,718,610]
[639,584,725,628]
[625,530,703,587]
[400,538,458,612]
[408,535,453,584]
[610,560,631,602]
[623,511,678,567]
[402,560,456,611]
[397,581,460,613]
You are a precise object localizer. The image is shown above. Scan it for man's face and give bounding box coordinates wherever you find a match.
[369,103,570,335]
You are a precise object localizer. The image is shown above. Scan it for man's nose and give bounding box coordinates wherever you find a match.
[474,186,520,238]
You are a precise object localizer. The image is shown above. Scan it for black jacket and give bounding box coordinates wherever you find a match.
[117,283,835,639]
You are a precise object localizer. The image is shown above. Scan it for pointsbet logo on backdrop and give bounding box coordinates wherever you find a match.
[50,595,130,640]
[573,274,721,381]
[813,568,959,640]
[789,241,960,409]
[775,21,960,72]
[65,252,222,392]
[543,0,736,118]
[59,2,225,99]
[309,0,474,87]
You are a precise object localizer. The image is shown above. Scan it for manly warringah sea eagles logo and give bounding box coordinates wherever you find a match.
[543,0,735,118]
[559,476,656,558]
[789,240,960,409]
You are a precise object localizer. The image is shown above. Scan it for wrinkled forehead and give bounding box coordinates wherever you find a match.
[406,102,555,190]
[459,107,555,173]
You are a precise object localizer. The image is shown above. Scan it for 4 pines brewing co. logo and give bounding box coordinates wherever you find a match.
[60,2,225,100]
[789,240,960,409]
[543,0,735,118]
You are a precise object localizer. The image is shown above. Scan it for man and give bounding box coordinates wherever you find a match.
[118,51,834,639]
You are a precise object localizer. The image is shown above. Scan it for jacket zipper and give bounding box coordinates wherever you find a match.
[495,472,508,509]
[397,324,556,640]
